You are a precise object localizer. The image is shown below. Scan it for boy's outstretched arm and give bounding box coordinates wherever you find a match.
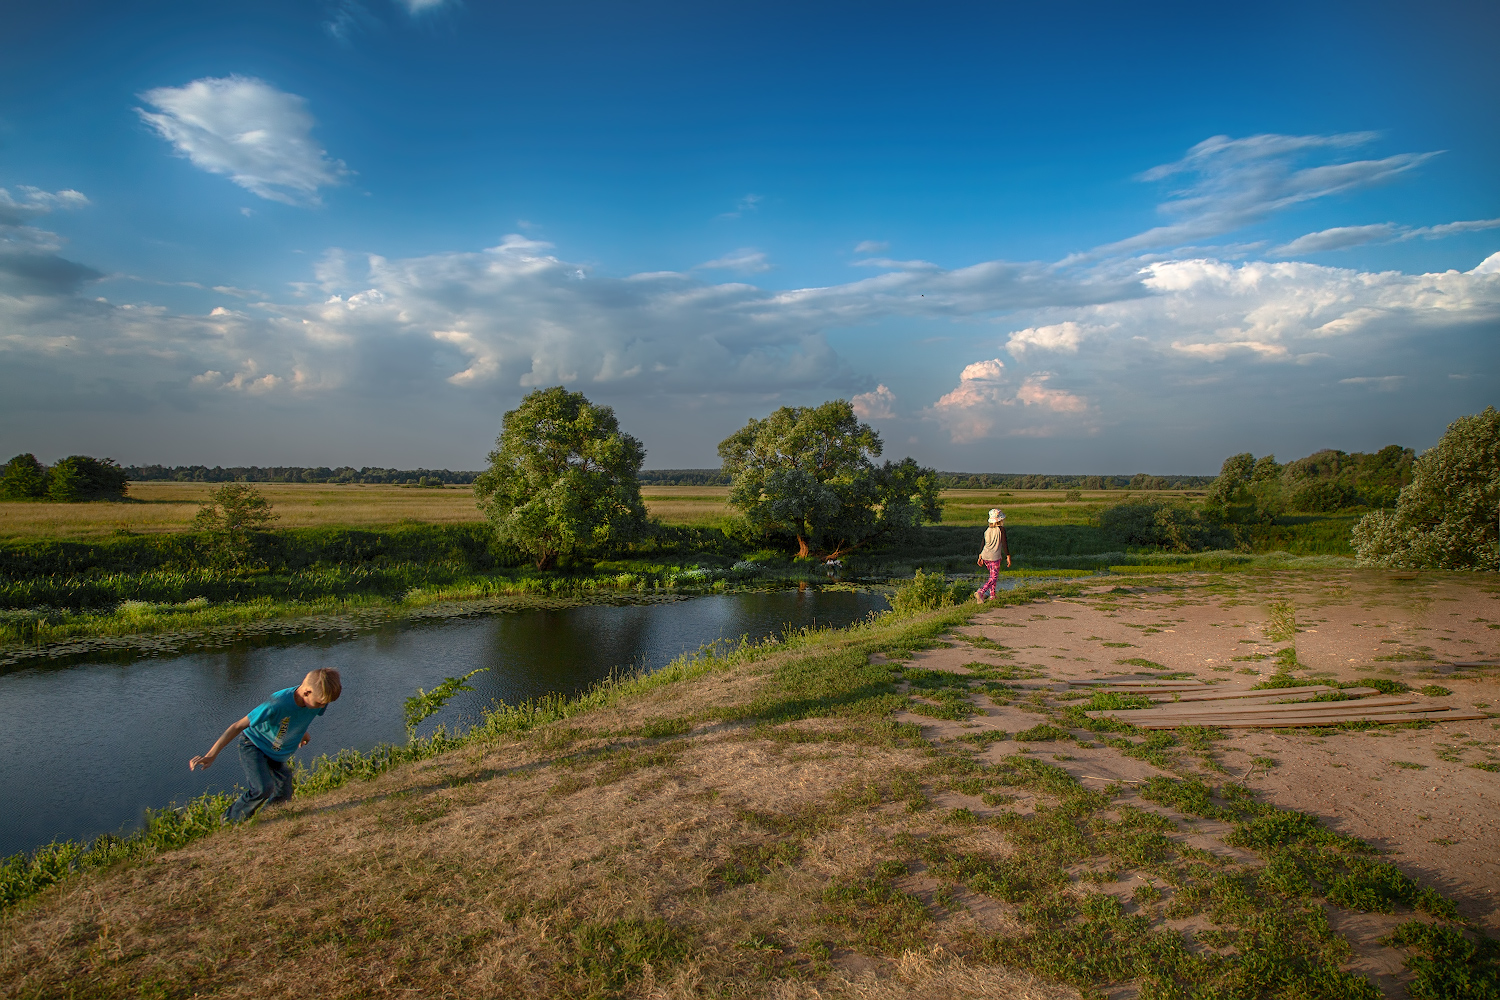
[189,716,251,771]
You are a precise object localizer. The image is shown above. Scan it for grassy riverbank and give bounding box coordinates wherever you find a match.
[3,573,1493,999]
[0,485,1364,652]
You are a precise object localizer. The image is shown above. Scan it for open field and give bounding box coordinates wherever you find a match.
[4,571,1497,999]
[0,482,486,539]
[0,485,1198,539]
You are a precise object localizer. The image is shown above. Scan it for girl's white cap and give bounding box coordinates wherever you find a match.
[988,508,1004,523]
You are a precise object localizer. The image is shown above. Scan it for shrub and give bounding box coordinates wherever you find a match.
[0,454,47,500]
[43,456,129,502]
[1098,501,1228,552]
[1353,407,1499,570]
[891,569,971,614]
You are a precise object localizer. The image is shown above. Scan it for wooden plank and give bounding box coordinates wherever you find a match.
[1087,695,1418,719]
[1068,678,1206,688]
[1133,709,1487,730]
[1146,685,1343,702]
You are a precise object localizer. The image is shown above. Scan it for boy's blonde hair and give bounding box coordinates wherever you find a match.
[302,668,342,703]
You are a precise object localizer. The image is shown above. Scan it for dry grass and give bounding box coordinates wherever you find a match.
[4,577,1485,1000]
[0,482,485,539]
[0,485,1200,539]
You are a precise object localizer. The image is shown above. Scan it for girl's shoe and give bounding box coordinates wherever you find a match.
[974,591,985,603]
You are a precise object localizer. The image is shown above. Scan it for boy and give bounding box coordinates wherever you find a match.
[190,668,342,822]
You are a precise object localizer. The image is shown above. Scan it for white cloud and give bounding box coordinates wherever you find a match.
[395,0,453,11]
[1102,132,1439,254]
[716,193,763,220]
[137,76,350,206]
[851,383,897,419]
[698,248,771,273]
[853,240,889,254]
[0,186,90,227]
[1273,224,1401,255]
[851,257,941,271]
[1275,216,1500,255]
[1339,375,1405,391]
[927,361,1089,442]
[1473,252,1500,275]
[1006,320,1102,354]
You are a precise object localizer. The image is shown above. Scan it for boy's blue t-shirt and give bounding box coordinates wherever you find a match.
[244,687,327,762]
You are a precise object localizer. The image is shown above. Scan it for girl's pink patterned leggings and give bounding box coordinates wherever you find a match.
[977,560,1002,599]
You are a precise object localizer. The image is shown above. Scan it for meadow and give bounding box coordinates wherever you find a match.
[0,482,1362,653]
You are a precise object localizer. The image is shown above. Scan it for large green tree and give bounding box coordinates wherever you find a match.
[45,456,129,502]
[718,399,941,558]
[473,387,648,569]
[1352,407,1500,570]
[0,454,47,500]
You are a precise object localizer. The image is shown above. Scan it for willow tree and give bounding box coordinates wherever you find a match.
[473,387,648,569]
[718,399,941,557]
[1352,406,1500,570]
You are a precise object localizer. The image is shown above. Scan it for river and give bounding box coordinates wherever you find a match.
[0,588,891,859]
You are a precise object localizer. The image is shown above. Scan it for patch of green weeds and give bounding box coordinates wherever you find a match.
[566,918,690,998]
[957,730,1010,748]
[1344,677,1411,695]
[820,870,931,954]
[1079,690,1154,712]
[1420,685,1453,697]
[1383,921,1500,1000]
[633,717,694,739]
[1115,658,1168,670]
[1391,760,1426,770]
[593,743,686,786]
[1016,723,1073,742]
[715,840,804,886]
[1471,762,1500,773]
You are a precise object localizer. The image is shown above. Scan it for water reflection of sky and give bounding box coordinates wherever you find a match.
[0,589,888,858]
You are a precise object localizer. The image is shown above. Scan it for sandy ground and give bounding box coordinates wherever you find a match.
[891,569,1500,952]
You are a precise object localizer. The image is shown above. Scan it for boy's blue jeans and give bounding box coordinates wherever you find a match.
[224,734,295,822]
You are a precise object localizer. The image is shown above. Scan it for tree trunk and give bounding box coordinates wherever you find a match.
[796,535,810,558]
[536,550,557,570]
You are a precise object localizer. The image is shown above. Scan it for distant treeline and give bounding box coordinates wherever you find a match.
[636,469,1214,489]
[124,466,481,485]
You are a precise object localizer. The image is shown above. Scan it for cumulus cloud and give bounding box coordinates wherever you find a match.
[137,76,350,205]
[854,240,889,254]
[1102,132,1439,254]
[1275,217,1500,255]
[1006,320,1102,354]
[851,383,897,420]
[928,361,1089,442]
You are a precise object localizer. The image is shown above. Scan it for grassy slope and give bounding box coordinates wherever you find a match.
[1,581,1487,1000]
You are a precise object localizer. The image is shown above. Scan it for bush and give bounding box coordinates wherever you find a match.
[891,569,971,614]
[1353,407,1499,570]
[1098,501,1229,553]
[42,456,129,502]
[0,454,47,500]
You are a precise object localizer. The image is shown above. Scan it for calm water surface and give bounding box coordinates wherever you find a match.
[0,589,888,858]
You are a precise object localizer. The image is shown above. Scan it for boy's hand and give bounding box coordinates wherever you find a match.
[189,753,215,771]
[299,733,311,748]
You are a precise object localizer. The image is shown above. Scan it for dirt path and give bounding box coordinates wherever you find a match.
[890,570,1500,994]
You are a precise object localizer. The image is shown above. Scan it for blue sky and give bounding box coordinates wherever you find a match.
[2,0,1496,473]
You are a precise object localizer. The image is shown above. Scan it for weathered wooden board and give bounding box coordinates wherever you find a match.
[1087,695,1418,720]
[1130,709,1487,730]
